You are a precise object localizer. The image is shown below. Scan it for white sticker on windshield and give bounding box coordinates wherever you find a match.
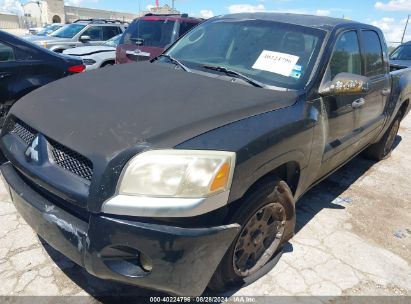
[252,50,300,77]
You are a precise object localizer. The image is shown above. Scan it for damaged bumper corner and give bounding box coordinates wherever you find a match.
[1,162,240,296]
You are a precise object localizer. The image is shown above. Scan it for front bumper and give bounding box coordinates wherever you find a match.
[1,162,240,296]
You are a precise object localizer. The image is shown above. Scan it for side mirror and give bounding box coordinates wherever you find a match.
[319,73,370,96]
[79,35,91,42]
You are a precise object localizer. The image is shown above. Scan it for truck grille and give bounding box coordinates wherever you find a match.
[8,119,36,145]
[49,139,93,181]
[7,117,93,181]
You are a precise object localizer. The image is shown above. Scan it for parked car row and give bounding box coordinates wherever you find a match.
[25,19,127,53]
[1,12,411,297]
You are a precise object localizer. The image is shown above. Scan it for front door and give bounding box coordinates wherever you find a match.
[321,30,364,171]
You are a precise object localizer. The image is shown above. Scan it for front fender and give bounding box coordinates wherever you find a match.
[177,98,315,203]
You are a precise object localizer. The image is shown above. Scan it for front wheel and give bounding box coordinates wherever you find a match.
[208,179,296,292]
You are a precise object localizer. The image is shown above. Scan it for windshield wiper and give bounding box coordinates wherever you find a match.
[203,65,266,88]
[155,54,191,72]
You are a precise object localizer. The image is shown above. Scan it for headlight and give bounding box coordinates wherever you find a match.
[40,42,47,48]
[118,150,236,198]
[83,59,96,65]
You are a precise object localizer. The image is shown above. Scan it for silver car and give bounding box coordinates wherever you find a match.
[26,19,126,53]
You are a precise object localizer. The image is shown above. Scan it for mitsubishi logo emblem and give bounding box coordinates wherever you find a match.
[25,136,40,163]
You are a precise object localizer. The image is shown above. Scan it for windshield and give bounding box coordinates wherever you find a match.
[37,24,61,36]
[120,19,176,48]
[103,34,121,47]
[51,24,85,39]
[166,18,325,90]
[390,45,411,61]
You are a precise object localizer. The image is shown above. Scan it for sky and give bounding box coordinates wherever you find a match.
[1,0,411,45]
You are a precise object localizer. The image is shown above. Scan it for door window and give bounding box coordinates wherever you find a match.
[329,31,361,79]
[103,26,122,40]
[362,30,384,77]
[82,26,104,41]
[0,42,15,62]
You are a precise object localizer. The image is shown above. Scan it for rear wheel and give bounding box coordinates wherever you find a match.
[364,115,401,161]
[208,179,296,291]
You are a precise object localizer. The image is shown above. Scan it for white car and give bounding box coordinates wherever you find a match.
[63,34,121,71]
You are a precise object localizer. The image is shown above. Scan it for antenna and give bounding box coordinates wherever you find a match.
[401,14,410,44]
[138,0,141,16]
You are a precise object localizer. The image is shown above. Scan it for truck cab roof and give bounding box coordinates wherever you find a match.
[218,12,361,31]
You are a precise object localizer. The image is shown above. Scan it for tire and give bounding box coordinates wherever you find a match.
[208,179,296,292]
[364,114,401,161]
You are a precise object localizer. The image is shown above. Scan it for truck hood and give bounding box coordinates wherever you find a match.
[63,45,115,56]
[11,61,298,156]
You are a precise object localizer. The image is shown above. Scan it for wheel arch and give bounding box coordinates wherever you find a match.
[399,99,409,119]
[253,161,301,196]
[228,160,301,212]
[50,46,66,53]
[100,60,115,68]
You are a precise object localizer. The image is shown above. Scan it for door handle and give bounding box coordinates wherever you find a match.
[0,72,12,79]
[381,88,391,96]
[352,98,366,109]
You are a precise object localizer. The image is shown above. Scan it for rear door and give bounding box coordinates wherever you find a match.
[102,26,122,41]
[0,40,20,107]
[356,29,390,141]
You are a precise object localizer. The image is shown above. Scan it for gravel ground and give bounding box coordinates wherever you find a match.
[0,114,410,302]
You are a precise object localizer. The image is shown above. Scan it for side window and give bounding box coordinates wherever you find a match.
[362,30,384,77]
[329,31,361,79]
[0,41,15,62]
[83,26,103,41]
[103,26,121,40]
[179,22,197,36]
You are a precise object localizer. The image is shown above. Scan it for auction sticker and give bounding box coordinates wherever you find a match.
[252,50,300,77]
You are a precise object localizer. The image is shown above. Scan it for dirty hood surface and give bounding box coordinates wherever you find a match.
[10,61,298,160]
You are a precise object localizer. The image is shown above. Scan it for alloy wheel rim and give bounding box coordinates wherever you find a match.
[233,202,286,277]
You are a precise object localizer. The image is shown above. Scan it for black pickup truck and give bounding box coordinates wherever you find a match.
[1,13,411,296]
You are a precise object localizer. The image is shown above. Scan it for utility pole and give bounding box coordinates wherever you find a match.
[402,14,410,44]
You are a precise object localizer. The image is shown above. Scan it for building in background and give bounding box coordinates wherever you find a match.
[22,1,49,27]
[143,4,179,15]
[4,1,181,29]
[64,6,137,23]
[0,12,22,29]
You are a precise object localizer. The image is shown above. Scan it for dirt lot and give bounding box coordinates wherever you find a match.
[0,114,410,301]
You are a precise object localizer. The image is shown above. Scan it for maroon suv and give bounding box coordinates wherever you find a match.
[116,14,202,64]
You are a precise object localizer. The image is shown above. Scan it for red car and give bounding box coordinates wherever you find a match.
[116,14,202,64]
